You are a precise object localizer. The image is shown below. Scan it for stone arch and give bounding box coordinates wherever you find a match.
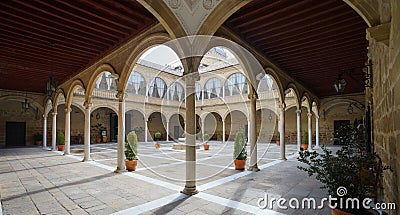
[52,89,66,111]
[225,110,248,141]
[86,63,118,104]
[285,83,301,110]
[148,77,168,98]
[204,112,223,141]
[44,99,53,116]
[224,72,249,96]
[263,68,284,104]
[147,111,167,141]
[120,33,172,93]
[91,105,118,115]
[343,0,381,27]
[168,113,185,140]
[301,92,312,113]
[0,95,45,115]
[125,107,145,117]
[65,79,86,108]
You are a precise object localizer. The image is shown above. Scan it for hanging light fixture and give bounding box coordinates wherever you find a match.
[347,104,354,114]
[22,93,29,112]
[333,73,347,94]
[45,42,58,101]
[333,63,373,94]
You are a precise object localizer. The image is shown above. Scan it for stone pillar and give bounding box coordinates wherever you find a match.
[64,106,71,155]
[116,91,126,172]
[247,120,251,143]
[248,93,259,171]
[166,120,170,141]
[315,116,319,149]
[296,109,301,152]
[201,118,205,141]
[308,112,313,151]
[144,119,148,142]
[43,115,47,149]
[83,102,92,161]
[52,111,57,151]
[280,104,286,160]
[222,119,226,143]
[182,72,199,196]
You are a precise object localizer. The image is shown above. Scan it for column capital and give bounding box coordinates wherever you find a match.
[183,72,200,85]
[51,111,57,116]
[279,103,286,110]
[83,101,92,109]
[247,93,258,100]
[116,91,126,102]
[296,109,302,114]
[65,107,72,113]
[43,114,47,119]
[307,112,313,118]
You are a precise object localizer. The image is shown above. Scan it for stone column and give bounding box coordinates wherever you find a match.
[308,112,313,151]
[248,93,259,171]
[182,72,199,196]
[166,120,170,141]
[64,106,71,155]
[52,111,57,151]
[83,102,92,161]
[116,91,126,172]
[296,109,301,152]
[315,116,319,149]
[43,115,47,149]
[280,104,286,160]
[247,120,251,143]
[222,119,226,143]
[201,118,205,141]
[144,119,148,142]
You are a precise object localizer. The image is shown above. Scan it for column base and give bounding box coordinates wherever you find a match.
[63,152,71,155]
[181,186,198,196]
[82,158,92,162]
[114,168,127,173]
[280,157,287,160]
[248,165,260,172]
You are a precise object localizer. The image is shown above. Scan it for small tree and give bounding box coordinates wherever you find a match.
[233,131,247,160]
[57,132,65,145]
[154,131,161,140]
[125,131,138,160]
[276,131,280,141]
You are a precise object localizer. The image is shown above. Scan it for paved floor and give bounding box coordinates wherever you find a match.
[0,142,333,215]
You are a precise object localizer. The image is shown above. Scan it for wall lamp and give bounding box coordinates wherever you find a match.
[333,63,373,94]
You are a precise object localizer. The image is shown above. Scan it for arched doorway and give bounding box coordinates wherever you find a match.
[256,108,277,143]
[169,114,184,141]
[125,109,145,142]
[147,112,167,141]
[91,107,117,143]
[204,112,223,141]
[225,110,247,141]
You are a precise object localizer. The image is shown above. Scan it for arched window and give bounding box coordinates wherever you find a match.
[204,78,222,99]
[225,73,248,96]
[169,82,185,101]
[195,82,202,100]
[148,77,167,98]
[95,72,116,91]
[127,71,146,95]
[257,74,276,92]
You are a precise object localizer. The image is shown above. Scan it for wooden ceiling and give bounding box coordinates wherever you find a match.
[0,0,156,93]
[0,0,368,98]
[225,0,368,97]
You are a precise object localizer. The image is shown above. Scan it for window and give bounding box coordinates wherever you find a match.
[95,72,116,91]
[127,71,146,95]
[257,74,276,92]
[169,82,185,101]
[195,82,202,100]
[148,77,167,98]
[225,73,248,96]
[204,78,222,99]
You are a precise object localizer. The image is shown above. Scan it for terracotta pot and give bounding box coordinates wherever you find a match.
[155,143,160,148]
[276,140,280,146]
[35,140,43,146]
[58,145,65,151]
[96,138,101,143]
[234,159,246,170]
[125,159,138,171]
[301,144,308,150]
[204,144,209,150]
[102,136,107,143]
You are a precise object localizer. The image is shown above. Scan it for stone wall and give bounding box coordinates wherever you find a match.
[366,1,400,213]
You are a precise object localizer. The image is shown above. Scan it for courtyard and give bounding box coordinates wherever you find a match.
[0,143,331,215]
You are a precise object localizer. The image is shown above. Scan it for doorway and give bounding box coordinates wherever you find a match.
[6,122,26,147]
[110,113,118,142]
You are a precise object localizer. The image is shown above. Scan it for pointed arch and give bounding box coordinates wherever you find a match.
[285,83,301,110]
[65,79,86,108]
[86,63,117,104]
[52,88,66,111]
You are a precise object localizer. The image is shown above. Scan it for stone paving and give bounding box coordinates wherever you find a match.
[0,142,336,215]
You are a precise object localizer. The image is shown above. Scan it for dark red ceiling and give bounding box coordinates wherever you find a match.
[0,0,156,93]
[225,0,368,97]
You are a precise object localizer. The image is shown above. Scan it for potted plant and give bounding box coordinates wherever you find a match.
[91,123,106,143]
[57,132,65,151]
[298,145,390,214]
[203,133,210,150]
[301,131,308,150]
[233,131,247,170]
[125,131,138,171]
[276,131,280,146]
[154,131,161,148]
[34,132,43,145]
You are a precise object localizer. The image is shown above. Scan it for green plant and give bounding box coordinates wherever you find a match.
[57,132,65,145]
[181,133,185,138]
[34,133,43,141]
[154,131,161,140]
[203,133,209,140]
[301,131,308,145]
[233,131,247,160]
[276,131,280,141]
[125,131,138,160]
[91,123,106,138]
